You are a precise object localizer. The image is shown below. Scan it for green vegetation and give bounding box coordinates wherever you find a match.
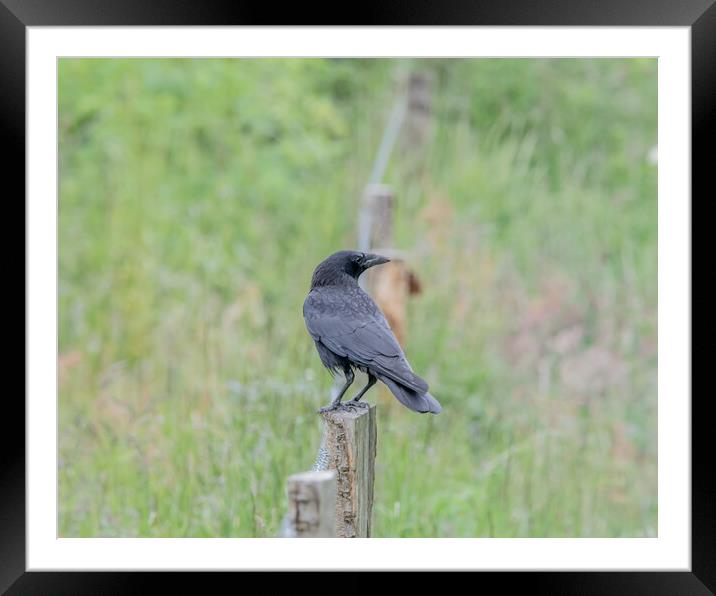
[59,58,657,537]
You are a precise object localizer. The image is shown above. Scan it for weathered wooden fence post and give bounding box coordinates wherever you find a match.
[404,70,433,153]
[361,183,394,252]
[360,184,419,348]
[319,406,377,537]
[281,406,377,538]
[283,470,337,537]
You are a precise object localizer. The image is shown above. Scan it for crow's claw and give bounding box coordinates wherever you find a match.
[318,400,370,414]
[345,400,370,410]
[317,404,341,413]
[337,401,369,412]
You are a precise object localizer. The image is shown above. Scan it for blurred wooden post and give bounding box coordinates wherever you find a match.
[284,470,337,537]
[361,184,412,347]
[358,183,394,272]
[320,405,377,537]
[404,70,432,151]
[361,183,394,251]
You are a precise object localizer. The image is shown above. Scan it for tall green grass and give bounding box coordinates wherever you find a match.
[59,58,657,537]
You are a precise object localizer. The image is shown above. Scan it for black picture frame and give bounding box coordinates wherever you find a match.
[7,1,708,592]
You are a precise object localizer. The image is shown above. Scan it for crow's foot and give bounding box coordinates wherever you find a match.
[318,401,369,414]
[345,400,370,410]
[336,400,370,412]
[317,403,342,413]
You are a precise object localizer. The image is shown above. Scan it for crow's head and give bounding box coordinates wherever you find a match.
[311,250,390,288]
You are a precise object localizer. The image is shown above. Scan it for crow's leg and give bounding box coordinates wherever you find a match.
[318,368,354,412]
[345,372,376,409]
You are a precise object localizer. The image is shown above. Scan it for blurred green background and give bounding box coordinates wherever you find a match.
[59,58,657,537]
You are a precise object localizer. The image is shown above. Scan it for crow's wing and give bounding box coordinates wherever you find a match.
[304,289,429,393]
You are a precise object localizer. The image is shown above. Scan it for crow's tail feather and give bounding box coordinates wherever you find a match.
[378,374,442,414]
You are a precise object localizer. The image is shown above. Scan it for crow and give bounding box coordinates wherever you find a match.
[303,250,442,414]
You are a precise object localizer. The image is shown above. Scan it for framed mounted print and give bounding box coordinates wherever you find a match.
[8,0,708,592]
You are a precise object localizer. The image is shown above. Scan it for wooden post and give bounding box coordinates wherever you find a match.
[284,470,337,537]
[358,183,394,265]
[404,70,433,153]
[319,405,377,537]
[360,184,395,300]
[361,183,394,251]
[360,184,414,346]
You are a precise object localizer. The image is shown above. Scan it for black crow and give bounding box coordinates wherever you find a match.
[303,250,442,414]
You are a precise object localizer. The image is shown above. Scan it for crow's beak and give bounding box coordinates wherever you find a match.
[363,253,391,269]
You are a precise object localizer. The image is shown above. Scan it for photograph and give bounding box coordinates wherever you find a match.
[57,57,658,539]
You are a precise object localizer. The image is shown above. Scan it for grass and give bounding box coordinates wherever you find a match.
[59,58,657,537]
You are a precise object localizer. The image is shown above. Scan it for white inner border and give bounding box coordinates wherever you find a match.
[27,27,691,571]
